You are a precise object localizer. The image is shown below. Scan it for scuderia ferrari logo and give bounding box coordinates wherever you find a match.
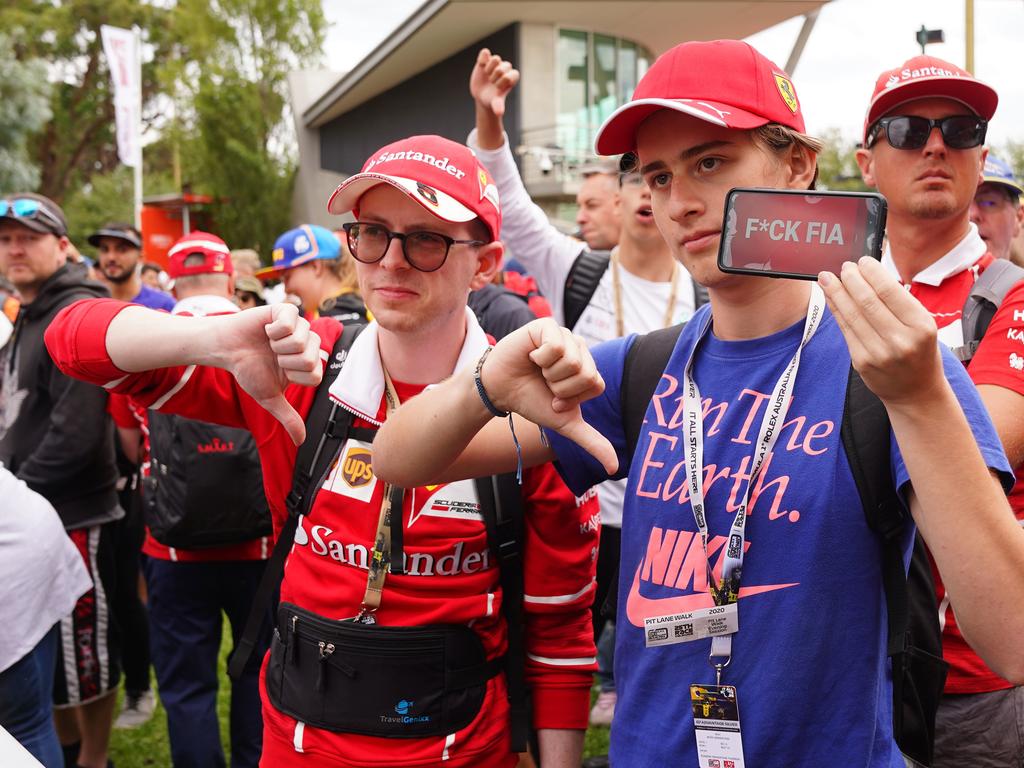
[774,73,798,114]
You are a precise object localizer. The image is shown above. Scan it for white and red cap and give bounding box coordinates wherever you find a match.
[167,231,233,279]
[327,135,502,242]
[595,40,805,156]
[863,55,998,143]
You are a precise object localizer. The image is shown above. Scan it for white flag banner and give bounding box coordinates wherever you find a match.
[100,25,141,168]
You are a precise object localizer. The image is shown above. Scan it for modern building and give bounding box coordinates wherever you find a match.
[291,0,828,228]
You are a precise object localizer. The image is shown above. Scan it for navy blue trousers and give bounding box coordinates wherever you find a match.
[144,558,272,768]
[0,625,61,767]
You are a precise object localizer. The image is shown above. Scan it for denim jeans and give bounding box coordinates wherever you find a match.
[0,624,62,767]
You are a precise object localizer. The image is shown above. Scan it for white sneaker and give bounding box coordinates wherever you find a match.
[589,690,616,727]
[114,690,156,729]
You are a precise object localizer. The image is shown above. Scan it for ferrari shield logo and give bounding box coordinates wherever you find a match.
[773,73,799,114]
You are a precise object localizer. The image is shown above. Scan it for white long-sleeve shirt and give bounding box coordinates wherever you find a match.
[468,130,699,527]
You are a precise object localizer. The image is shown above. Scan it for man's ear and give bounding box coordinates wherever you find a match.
[55,235,70,267]
[977,146,989,188]
[469,241,503,290]
[855,147,877,188]
[784,144,817,190]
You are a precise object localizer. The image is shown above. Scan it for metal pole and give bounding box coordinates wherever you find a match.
[133,27,143,230]
[965,0,975,73]
[785,10,821,75]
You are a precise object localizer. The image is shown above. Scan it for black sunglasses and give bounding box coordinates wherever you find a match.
[868,115,987,151]
[341,222,485,273]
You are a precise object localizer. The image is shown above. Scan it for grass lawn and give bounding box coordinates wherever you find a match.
[108,622,611,766]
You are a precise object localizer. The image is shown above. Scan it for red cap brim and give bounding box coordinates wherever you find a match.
[327,173,476,223]
[595,98,771,155]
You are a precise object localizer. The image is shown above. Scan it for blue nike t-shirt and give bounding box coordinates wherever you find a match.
[546,304,1012,768]
[133,284,175,312]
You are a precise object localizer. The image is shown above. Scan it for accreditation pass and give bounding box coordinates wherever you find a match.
[691,684,745,768]
[643,603,738,648]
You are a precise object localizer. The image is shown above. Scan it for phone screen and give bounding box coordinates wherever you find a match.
[718,188,887,280]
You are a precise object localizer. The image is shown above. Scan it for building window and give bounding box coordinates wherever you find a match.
[556,29,653,157]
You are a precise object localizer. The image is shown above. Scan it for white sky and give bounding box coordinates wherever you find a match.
[321,0,1024,149]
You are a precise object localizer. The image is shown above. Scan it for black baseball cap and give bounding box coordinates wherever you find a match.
[88,222,142,249]
[0,193,68,237]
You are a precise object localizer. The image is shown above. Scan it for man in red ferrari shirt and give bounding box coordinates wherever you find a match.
[856,56,1024,766]
[44,134,599,768]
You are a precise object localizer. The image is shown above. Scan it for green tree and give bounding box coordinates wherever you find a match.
[173,0,325,251]
[815,128,869,192]
[1,0,176,202]
[0,33,52,191]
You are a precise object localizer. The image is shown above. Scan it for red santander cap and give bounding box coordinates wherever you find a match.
[327,135,502,242]
[863,55,997,143]
[595,40,805,155]
[166,231,233,279]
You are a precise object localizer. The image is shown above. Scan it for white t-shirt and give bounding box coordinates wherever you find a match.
[0,464,91,673]
[468,130,698,525]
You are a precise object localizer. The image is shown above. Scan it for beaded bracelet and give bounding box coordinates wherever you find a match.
[473,346,509,418]
[474,345,523,484]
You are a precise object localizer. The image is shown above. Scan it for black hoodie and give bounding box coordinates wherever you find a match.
[0,263,121,530]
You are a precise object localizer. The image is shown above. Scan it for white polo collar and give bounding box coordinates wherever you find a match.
[881,224,987,287]
[328,306,490,426]
[171,294,239,316]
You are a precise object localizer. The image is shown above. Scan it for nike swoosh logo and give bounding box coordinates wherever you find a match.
[625,565,798,628]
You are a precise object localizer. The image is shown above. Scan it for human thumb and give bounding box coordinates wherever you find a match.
[555,416,619,476]
[259,393,307,446]
[491,93,506,117]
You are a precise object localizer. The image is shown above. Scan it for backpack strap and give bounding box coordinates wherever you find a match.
[953,259,1024,362]
[622,324,686,457]
[475,472,529,753]
[563,250,611,330]
[840,367,908,657]
[228,323,367,679]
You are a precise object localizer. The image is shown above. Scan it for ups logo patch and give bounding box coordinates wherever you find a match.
[342,448,374,488]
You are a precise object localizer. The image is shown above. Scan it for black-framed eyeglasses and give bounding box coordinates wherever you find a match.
[342,222,486,273]
[867,115,987,151]
[0,197,64,231]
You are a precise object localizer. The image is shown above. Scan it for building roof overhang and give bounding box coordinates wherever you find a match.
[304,0,829,128]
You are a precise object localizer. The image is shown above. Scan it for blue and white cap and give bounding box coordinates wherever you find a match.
[256,224,341,281]
[982,155,1024,197]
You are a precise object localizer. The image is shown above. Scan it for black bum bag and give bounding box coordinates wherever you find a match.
[266,602,503,738]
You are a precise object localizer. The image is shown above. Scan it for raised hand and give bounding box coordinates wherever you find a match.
[470,48,520,118]
[480,318,618,474]
[818,258,944,405]
[213,303,323,444]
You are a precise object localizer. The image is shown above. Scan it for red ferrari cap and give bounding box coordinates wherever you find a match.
[863,55,997,143]
[595,40,805,155]
[167,231,233,279]
[327,135,502,242]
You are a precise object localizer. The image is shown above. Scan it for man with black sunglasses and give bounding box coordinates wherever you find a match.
[857,56,1024,767]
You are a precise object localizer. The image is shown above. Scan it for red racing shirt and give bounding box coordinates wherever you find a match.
[46,299,599,767]
[883,228,1024,694]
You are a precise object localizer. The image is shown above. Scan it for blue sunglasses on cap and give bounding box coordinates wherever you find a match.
[0,197,65,233]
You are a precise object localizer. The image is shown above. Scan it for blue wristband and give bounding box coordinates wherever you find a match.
[474,346,509,418]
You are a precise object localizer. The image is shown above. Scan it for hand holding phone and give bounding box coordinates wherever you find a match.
[718,188,888,280]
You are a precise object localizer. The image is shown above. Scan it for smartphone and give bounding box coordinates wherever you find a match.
[718,188,887,280]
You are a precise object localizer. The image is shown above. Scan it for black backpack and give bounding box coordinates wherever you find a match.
[228,324,533,753]
[562,249,710,330]
[618,324,946,767]
[144,411,271,549]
